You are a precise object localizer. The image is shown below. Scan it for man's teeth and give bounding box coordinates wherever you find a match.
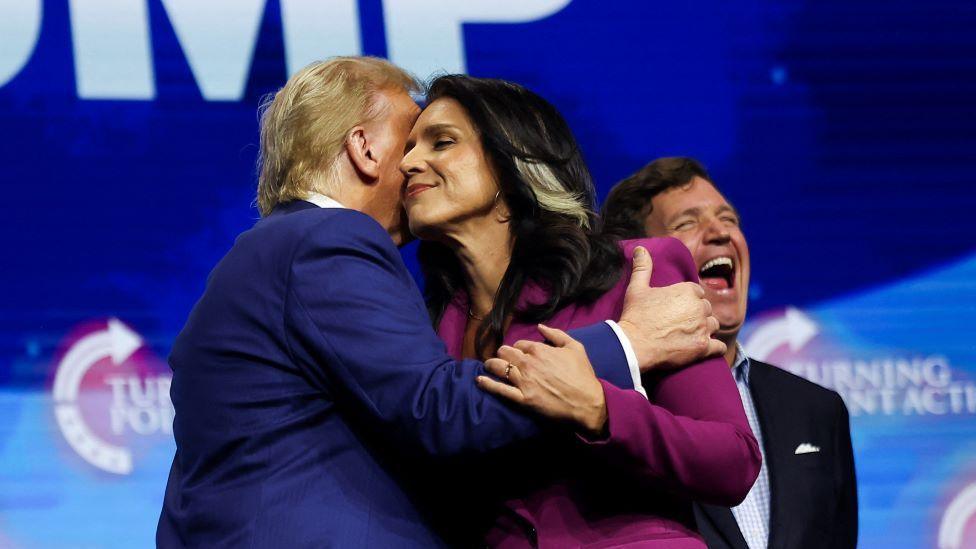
[700,257,733,273]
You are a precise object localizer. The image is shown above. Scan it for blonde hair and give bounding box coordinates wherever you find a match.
[256,56,419,216]
[513,156,592,229]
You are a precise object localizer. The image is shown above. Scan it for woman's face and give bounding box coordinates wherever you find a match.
[399,97,502,241]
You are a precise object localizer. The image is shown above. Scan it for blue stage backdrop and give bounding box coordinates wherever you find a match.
[2,1,975,547]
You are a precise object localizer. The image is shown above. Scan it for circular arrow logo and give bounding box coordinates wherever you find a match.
[940,482,976,549]
[51,318,172,475]
[743,307,819,362]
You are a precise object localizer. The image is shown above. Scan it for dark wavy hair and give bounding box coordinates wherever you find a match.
[418,75,624,358]
[602,157,714,240]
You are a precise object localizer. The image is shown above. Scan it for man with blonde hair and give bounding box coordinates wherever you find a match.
[156,57,722,547]
[254,56,419,243]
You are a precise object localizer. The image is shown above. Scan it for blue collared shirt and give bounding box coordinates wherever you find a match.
[730,343,771,549]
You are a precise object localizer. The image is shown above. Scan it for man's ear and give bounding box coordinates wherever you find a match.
[345,126,381,180]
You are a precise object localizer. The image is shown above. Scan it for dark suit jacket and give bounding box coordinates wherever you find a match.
[155,201,634,548]
[694,359,857,549]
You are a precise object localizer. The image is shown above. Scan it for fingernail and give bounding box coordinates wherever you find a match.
[634,246,646,257]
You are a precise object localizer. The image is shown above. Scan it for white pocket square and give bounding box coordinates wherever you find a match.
[794,443,820,455]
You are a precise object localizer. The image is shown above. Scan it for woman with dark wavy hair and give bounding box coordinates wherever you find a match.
[400,75,761,548]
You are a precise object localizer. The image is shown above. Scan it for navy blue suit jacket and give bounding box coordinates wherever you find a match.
[156,200,634,548]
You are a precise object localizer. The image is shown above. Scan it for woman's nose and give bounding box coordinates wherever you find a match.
[399,147,424,176]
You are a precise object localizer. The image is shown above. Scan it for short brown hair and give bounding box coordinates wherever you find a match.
[601,156,713,238]
[256,57,419,216]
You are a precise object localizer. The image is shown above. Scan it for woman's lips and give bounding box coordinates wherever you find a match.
[405,184,435,199]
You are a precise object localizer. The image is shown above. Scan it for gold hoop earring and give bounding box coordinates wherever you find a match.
[493,190,510,222]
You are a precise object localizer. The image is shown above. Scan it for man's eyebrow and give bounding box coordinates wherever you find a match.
[717,203,741,219]
[669,206,702,221]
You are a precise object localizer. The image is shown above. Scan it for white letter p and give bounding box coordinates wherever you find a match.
[383,0,572,81]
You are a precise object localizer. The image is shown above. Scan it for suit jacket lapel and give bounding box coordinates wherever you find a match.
[437,295,469,359]
[748,361,790,549]
[696,503,750,549]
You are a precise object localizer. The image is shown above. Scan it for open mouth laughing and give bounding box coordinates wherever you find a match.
[699,255,735,292]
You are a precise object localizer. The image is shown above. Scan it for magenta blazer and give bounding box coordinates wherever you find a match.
[437,237,762,548]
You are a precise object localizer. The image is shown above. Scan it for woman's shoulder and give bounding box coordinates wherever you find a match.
[614,236,699,286]
[616,236,689,259]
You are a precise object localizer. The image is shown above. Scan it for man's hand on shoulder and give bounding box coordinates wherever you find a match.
[618,245,726,373]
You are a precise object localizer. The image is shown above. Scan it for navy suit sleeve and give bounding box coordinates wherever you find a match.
[568,322,635,390]
[283,211,630,456]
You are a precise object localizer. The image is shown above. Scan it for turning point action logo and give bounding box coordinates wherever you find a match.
[51,318,173,475]
[744,308,976,417]
[746,308,976,547]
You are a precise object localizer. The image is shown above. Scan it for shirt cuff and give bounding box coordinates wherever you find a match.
[604,320,647,399]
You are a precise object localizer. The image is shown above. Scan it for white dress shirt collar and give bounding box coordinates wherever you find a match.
[304,192,345,209]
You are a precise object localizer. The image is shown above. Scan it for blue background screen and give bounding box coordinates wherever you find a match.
[1,1,974,546]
